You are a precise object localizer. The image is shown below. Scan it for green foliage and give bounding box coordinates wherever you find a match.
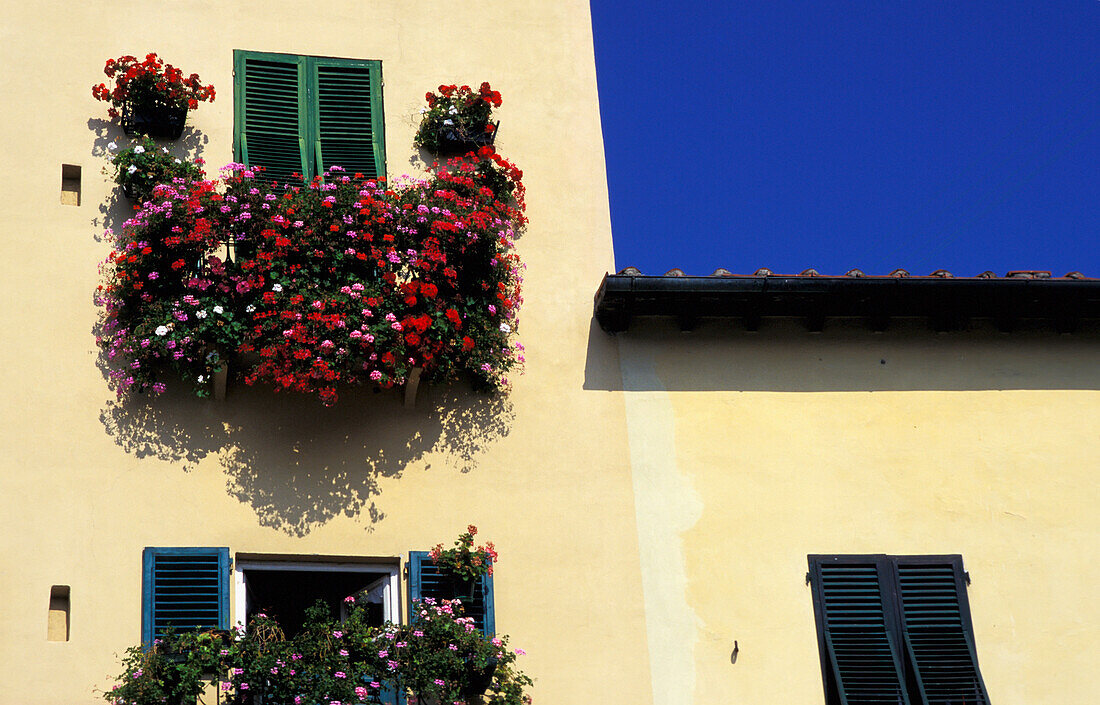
[104,599,532,705]
[108,137,204,203]
[103,629,227,705]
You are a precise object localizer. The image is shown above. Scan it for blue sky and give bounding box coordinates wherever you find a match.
[591,1,1100,277]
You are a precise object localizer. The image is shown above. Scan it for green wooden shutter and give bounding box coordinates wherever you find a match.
[308,57,385,179]
[809,557,912,705]
[234,50,309,186]
[896,558,990,705]
[408,551,495,634]
[141,547,229,644]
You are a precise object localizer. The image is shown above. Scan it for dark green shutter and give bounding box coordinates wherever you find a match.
[235,52,385,183]
[141,547,229,644]
[409,551,495,634]
[234,50,309,185]
[896,559,990,705]
[810,557,912,705]
[309,58,385,179]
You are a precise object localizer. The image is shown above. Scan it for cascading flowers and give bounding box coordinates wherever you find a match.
[96,146,526,405]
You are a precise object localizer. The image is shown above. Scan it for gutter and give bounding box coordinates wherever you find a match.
[594,272,1100,333]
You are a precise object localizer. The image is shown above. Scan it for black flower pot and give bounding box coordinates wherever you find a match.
[120,178,158,203]
[122,100,188,140]
[436,121,499,156]
[462,656,499,699]
[446,574,479,601]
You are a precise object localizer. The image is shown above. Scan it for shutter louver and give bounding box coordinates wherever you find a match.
[897,562,990,705]
[142,547,229,644]
[312,60,384,179]
[238,54,307,186]
[818,562,912,705]
[409,551,494,634]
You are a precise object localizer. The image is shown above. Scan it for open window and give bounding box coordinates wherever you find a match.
[234,556,399,636]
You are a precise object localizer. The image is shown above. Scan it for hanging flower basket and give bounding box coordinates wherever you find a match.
[446,573,479,601]
[92,53,215,141]
[462,655,499,699]
[415,82,503,155]
[121,100,188,139]
[121,178,139,201]
[108,136,205,202]
[437,121,499,156]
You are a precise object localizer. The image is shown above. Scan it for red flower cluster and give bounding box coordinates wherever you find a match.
[92,53,215,118]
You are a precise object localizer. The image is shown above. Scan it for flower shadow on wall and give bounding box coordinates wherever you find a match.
[98,382,514,536]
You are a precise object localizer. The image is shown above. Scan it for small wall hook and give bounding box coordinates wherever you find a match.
[730,640,739,664]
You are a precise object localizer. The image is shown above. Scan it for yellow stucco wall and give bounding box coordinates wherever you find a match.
[615,320,1100,705]
[0,2,652,703]
[3,3,1095,704]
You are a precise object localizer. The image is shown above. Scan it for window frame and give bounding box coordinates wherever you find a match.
[232,49,386,184]
[232,556,401,631]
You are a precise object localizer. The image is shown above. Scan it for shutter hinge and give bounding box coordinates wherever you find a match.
[805,571,812,586]
[963,571,971,586]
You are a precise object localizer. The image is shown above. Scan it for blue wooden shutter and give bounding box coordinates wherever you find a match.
[141,547,229,644]
[809,556,912,705]
[234,50,309,186]
[895,558,990,705]
[308,57,386,179]
[408,551,495,634]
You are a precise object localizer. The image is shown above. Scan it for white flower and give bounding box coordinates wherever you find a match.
[195,309,208,319]
[448,106,458,115]
[419,107,428,114]
[161,147,169,154]
[107,141,118,151]
[272,283,283,292]
[127,165,138,174]
[213,305,224,315]
[245,304,256,313]
[133,146,145,154]
[174,158,181,164]
[499,323,511,333]
[442,119,454,126]
[197,375,206,383]
[154,325,169,336]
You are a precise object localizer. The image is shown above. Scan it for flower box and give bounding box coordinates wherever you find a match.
[121,100,188,140]
[436,121,499,156]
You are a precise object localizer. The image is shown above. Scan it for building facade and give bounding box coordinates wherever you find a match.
[1,2,649,703]
[595,270,1100,705]
[1,2,1097,704]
